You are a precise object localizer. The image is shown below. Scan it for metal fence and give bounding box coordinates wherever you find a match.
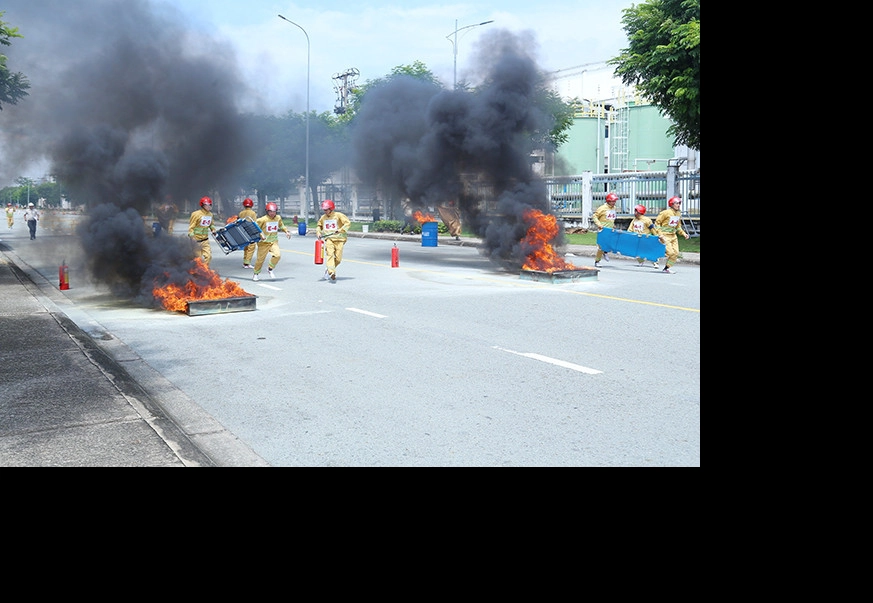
[247,165,701,232]
[545,167,701,229]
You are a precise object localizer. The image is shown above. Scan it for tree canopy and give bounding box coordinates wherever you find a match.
[0,11,30,111]
[609,0,700,150]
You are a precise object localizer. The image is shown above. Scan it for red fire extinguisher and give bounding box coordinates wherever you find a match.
[314,238,324,264]
[391,244,399,268]
[59,260,70,290]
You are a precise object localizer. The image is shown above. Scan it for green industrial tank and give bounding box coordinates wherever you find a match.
[552,101,677,176]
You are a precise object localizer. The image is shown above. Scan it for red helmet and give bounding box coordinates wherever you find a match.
[243,198,254,208]
[634,204,646,215]
[605,193,619,203]
[321,200,335,211]
[199,196,212,208]
[668,196,682,208]
[265,202,278,212]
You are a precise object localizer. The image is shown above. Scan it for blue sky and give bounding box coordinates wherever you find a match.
[159,0,634,115]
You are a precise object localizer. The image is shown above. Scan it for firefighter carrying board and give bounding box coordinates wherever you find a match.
[596,227,665,262]
[212,219,263,254]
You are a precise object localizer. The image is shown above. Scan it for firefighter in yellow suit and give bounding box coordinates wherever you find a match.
[628,204,659,269]
[653,196,690,274]
[316,199,350,282]
[188,196,218,268]
[252,202,291,281]
[6,203,14,229]
[593,192,618,267]
[238,198,258,268]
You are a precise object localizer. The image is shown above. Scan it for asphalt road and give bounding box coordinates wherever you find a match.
[5,224,700,466]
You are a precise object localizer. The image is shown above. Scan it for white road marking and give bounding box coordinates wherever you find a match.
[492,346,603,374]
[346,307,387,318]
[255,284,282,291]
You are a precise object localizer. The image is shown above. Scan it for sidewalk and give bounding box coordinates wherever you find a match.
[0,229,269,467]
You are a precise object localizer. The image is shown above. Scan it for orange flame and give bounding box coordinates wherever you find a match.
[226,214,239,224]
[413,210,435,223]
[521,209,577,273]
[153,258,253,312]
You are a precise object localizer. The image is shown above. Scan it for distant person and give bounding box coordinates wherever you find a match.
[316,199,350,282]
[6,202,14,229]
[188,196,218,268]
[627,204,659,268]
[437,200,462,240]
[166,201,179,233]
[654,196,690,274]
[238,197,258,269]
[593,192,618,267]
[23,202,39,240]
[155,202,176,235]
[252,202,291,281]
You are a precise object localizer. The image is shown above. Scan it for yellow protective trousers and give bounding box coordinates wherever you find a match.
[325,238,346,275]
[662,234,680,267]
[254,240,281,273]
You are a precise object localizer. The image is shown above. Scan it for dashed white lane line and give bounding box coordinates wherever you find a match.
[492,346,603,375]
[346,307,387,318]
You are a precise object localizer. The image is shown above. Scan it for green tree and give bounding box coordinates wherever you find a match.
[537,88,575,151]
[609,0,700,150]
[238,112,300,208]
[238,110,348,212]
[1,11,30,110]
[341,60,440,124]
[36,181,61,207]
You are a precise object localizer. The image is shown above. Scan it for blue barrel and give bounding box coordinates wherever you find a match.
[298,222,307,236]
[421,221,438,247]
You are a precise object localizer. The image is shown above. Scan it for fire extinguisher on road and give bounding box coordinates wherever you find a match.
[314,238,324,264]
[391,244,399,267]
[59,259,70,290]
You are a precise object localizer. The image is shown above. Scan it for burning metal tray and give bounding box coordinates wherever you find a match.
[519,268,599,283]
[186,295,257,316]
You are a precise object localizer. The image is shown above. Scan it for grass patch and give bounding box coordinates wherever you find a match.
[345,222,700,254]
[564,231,700,254]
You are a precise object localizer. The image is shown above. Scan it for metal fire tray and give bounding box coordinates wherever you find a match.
[519,268,599,283]
[213,219,263,254]
[186,295,257,316]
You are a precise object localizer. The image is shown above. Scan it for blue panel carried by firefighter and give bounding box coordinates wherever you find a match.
[596,227,665,262]
[212,218,263,254]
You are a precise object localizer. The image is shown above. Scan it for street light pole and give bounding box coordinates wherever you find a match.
[446,19,494,89]
[278,15,310,224]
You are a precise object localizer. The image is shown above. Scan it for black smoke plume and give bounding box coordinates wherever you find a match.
[350,28,560,268]
[0,0,255,305]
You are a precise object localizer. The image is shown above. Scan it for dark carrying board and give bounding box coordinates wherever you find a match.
[212,219,263,254]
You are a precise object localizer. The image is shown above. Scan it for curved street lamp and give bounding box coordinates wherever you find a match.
[446,19,494,89]
[278,15,310,223]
